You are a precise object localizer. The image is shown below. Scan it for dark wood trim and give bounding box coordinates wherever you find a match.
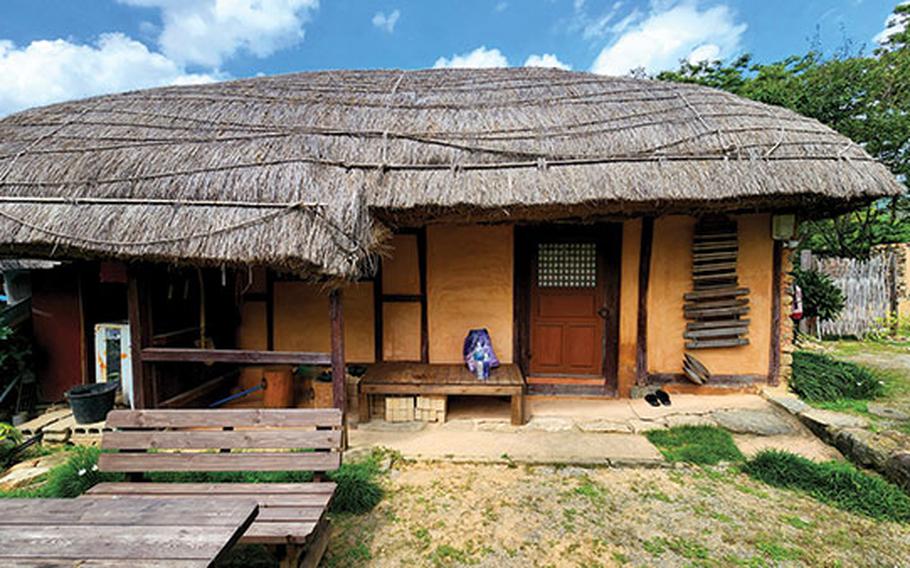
[373,260,383,362]
[241,292,268,302]
[768,240,783,386]
[513,227,532,378]
[381,294,423,302]
[265,269,275,351]
[603,224,622,390]
[647,373,766,386]
[417,227,429,364]
[636,217,654,386]
[329,288,346,412]
[127,268,154,409]
[141,347,331,365]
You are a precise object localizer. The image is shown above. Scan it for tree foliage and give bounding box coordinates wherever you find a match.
[658,3,910,258]
[793,268,845,322]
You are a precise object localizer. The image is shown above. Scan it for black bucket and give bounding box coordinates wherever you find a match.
[66,381,119,424]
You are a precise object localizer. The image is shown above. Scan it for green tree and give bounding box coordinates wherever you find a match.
[658,3,910,258]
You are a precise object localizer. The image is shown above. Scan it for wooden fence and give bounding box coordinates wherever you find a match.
[803,244,908,337]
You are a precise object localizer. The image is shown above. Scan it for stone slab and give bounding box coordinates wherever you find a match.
[712,409,794,436]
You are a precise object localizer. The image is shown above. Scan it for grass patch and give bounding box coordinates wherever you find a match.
[646,426,744,465]
[791,351,885,402]
[0,447,124,498]
[743,450,910,523]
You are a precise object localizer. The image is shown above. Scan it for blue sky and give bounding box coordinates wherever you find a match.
[0,1,901,115]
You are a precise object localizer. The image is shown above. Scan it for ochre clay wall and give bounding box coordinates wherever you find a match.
[381,234,423,360]
[427,224,514,364]
[647,214,773,376]
[617,219,642,397]
[273,282,375,363]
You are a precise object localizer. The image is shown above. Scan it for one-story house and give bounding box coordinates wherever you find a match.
[0,68,901,420]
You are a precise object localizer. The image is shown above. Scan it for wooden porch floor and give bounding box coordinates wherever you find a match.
[359,362,526,425]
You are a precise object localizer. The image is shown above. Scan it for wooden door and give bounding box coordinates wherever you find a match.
[529,240,606,377]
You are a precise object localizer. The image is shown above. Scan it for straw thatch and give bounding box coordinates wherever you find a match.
[0,67,901,276]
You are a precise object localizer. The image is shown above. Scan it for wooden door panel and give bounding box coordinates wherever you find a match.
[565,325,597,371]
[532,325,563,367]
[537,293,596,318]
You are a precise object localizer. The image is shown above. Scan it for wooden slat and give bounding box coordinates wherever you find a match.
[243,521,318,544]
[692,262,737,274]
[140,347,331,366]
[88,482,336,495]
[98,451,341,473]
[692,241,739,252]
[685,306,749,319]
[684,326,749,339]
[684,298,749,311]
[256,507,327,522]
[692,251,738,262]
[692,272,737,281]
[4,559,206,567]
[684,354,711,379]
[684,287,749,301]
[686,318,750,330]
[0,526,231,561]
[693,232,737,242]
[102,429,342,450]
[87,494,332,507]
[682,365,706,385]
[686,338,750,349]
[0,498,256,526]
[106,408,342,428]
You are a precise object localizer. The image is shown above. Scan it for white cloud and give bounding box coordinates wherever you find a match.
[687,43,720,64]
[524,53,571,70]
[590,1,746,76]
[372,9,400,33]
[118,0,319,68]
[433,46,509,69]
[875,2,909,47]
[0,33,215,116]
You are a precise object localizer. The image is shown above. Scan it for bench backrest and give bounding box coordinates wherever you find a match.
[99,408,343,475]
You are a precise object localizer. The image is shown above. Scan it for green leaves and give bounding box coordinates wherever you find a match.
[790,351,886,402]
[793,268,845,322]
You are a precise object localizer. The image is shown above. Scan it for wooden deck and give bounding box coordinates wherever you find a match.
[359,363,526,425]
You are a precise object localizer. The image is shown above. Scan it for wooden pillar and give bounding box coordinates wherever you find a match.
[127,268,154,409]
[635,217,654,387]
[768,240,783,386]
[329,288,346,413]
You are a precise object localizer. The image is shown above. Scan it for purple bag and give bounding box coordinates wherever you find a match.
[463,329,500,379]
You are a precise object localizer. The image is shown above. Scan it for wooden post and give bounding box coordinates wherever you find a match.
[329,288,346,413]
[635,217,654,386]
[127,268,154,409]
[768,241,782,386]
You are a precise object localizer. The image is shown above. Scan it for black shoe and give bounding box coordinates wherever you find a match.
[655,389,671,406]
[644,393,661,407]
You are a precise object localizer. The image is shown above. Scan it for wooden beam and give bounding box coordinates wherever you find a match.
[417,227,429,364]
[329,288,346,413]
[127,268,154,409]
[157,371,239,409]
[373,259,383,362]
[636,217,654,386]
[768,240,782,386]
[141,348,331,365]
[265,270,275,351]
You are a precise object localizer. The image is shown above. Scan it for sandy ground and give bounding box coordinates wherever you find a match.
[325,461,910,568]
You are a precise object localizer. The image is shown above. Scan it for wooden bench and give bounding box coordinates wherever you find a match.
[84,408,343,568]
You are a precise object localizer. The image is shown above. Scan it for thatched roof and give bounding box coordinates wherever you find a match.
[0,67,901,276]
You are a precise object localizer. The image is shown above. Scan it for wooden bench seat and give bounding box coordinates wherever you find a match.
[83,409,343,568]
[359,362,527,425]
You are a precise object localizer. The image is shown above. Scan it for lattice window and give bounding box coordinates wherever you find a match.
[537,242,597,288]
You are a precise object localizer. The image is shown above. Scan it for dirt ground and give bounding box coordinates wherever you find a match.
[325,461,910,567]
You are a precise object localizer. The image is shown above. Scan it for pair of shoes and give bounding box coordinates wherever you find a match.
[644,389,671,407]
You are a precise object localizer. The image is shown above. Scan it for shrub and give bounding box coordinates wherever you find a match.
[793,269,844,322]
[646,426,744,465]
[790,351,885,401]
[0,446,124,499]
[0,422,22,465]
[328,459,384,514]
[743,450,910,523]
